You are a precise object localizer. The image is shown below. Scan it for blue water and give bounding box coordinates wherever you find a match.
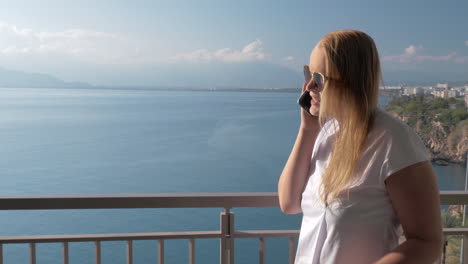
[0,88,465,263]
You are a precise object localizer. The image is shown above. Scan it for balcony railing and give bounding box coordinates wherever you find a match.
[0,191,467,264]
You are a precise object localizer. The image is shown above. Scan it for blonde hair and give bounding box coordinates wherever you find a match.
[317,30,381,205]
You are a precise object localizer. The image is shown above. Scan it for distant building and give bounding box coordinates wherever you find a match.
[448,90,459,98]
[382,86,404,90]
[434,89,449,98]
[437,83,450,90]
[403,87,411,96]
[379,86,403,97]
[450,87,465,97]
[403,87,424,96]
[415,87,425,95]
[465,93,468,107]
[423,87,433,95]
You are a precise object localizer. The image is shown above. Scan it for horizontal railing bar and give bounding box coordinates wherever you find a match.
[0,228,465,245]
[442,228,468,236]
[0,231,221,244]
[234,230,300,238]
[0,191,465,211]
[0,230,305,244]
[0,230,299,244]
[0,193,278,210]
[439,191,468,205]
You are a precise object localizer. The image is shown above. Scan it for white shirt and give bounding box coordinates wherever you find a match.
[295,108,430,264]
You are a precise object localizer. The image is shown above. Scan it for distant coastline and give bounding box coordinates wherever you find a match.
[98,86,303,93]
[1,85,304,93]
[0,85,431,94]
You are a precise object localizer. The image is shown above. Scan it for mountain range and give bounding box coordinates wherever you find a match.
[0,67,91,88]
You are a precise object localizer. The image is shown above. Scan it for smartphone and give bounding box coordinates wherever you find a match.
[297,65,313,116]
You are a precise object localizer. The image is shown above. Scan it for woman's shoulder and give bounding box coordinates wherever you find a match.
[369,108,429,158]
[371,107,415,139]
[369,108,430,182]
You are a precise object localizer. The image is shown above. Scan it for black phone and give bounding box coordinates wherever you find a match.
[297,65,313,116]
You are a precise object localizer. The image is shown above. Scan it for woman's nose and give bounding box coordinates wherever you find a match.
[306,81,318,92]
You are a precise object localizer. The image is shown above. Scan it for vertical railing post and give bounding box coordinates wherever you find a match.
[464,234,468,264]
[441,238,447,264]
[158,240,165,264]
[189,239,195,264]
[461,161,468,264]
[29,243,36,264]
[220,208,234,264]
[62,242,69,264]
[220,210,228,264]
[95,241,101,264]
[126,240,133,264]
[0,244,3,264]
[259,237,265,264]
[228,211,235,264]
[289,237,296,264]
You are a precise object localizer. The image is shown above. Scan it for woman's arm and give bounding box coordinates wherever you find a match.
[278,81,322,215]
[374,161,443,264]
[278,122,321,215]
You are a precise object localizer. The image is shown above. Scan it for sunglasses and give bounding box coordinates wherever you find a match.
[303,65,328,92]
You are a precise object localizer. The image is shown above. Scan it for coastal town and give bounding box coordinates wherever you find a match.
[383,84,467,166]
[379,82,468,107]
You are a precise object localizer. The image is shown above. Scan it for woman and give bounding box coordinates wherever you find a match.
[278,30,443,264]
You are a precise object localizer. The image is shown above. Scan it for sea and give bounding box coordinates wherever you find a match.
[0,87,465,264]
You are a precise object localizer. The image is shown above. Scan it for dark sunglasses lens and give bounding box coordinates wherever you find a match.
[313,73,324,91]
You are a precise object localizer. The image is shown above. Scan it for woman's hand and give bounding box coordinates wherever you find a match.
[300,81,320,131]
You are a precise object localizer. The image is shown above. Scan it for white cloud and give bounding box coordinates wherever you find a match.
[465,40,468,46]
[0,22,140,64]
[404,45,423,56]
[35,29,116,42]
[0,22,269,66]
[242,39,262,54]
[383,45,423,62]
[383,45,463,63]
[0,22,33,37]
[281,55,303,72]
[172,39,266,63]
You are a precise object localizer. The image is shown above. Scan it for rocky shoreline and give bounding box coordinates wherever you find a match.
[388,112,467,166]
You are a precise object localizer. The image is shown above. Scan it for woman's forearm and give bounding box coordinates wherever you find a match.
[278,126,320,214]
[373,238,443,264]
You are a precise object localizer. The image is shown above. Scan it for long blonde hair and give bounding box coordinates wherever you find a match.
[317,30,381,205]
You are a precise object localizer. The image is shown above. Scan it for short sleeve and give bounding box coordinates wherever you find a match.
[379,124,430,183]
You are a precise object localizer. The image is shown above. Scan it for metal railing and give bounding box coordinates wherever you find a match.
[0,191,467,264]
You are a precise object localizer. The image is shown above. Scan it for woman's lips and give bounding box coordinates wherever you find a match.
[310,92,320,105]
[311,98,320,105]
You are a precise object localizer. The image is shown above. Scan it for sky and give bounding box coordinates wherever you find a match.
[0,0,467,87]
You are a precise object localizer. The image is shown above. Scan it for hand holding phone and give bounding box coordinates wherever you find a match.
[297,65,313,117]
